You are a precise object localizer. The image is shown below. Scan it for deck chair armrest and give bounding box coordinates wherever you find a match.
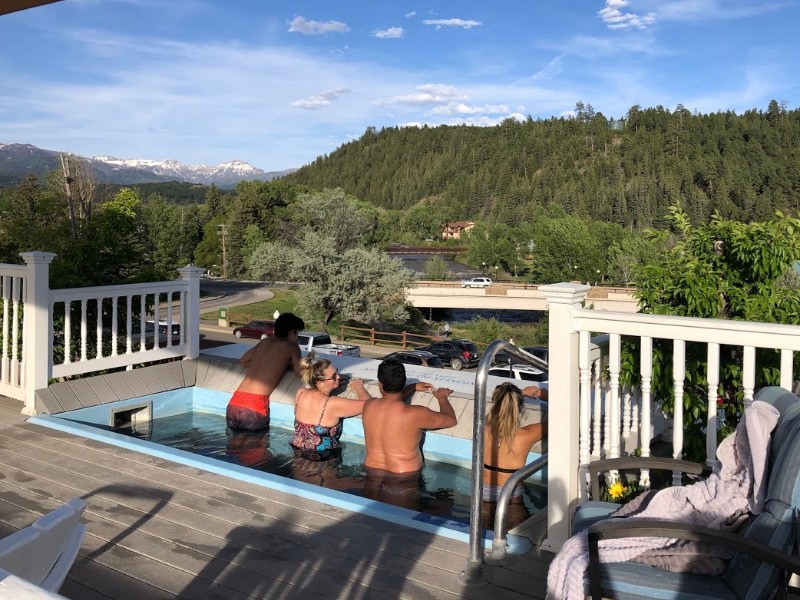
[586,519,800,600]
[588,457,707,499]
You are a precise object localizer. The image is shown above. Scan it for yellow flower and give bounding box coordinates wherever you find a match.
[608,481,627,500]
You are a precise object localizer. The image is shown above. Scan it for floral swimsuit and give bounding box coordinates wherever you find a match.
[291,393,342,459]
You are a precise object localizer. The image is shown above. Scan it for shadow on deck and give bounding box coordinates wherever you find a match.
[0,394,553,599]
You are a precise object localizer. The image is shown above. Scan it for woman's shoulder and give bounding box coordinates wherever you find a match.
[296,386,320,401]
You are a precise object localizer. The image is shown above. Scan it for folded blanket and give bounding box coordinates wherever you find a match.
[545,400,779,600]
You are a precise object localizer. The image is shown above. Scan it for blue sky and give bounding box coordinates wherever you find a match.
[1,0,798,171]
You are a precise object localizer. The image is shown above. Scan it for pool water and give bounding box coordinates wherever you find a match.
[114,411,546,525]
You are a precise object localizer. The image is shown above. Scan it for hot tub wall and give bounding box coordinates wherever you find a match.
[35,354,546,452]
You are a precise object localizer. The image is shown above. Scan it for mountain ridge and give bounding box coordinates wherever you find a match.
[0,142,295,188]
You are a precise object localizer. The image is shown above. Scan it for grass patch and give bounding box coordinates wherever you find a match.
[201,289,299,325]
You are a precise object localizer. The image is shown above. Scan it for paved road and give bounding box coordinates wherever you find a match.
[199,278,274,314]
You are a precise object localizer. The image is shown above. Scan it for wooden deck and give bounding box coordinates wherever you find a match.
[0,395,552,599]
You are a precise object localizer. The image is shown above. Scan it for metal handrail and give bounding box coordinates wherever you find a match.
[489,455,548,563]
[462,339,549,585]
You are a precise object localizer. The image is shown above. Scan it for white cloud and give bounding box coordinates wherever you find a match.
[598,0,656,29]
[531,55,565,81]
[405,11,416,18]
[373,27,403,39]
[287,16,349,35]
[429,102,510,116]
[455,112,526,126]
[292,87,350,110]
[422,18,482,30]
[377,83,470,106]
[655,0,788,21]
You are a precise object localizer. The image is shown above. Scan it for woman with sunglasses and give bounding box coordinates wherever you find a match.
[291,353,371,460]
[482,382,548,529]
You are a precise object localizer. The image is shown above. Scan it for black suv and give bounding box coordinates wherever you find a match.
[416,339,480,370]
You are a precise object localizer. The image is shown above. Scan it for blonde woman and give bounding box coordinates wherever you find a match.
[291,353,370,460]
[482,383,548,529]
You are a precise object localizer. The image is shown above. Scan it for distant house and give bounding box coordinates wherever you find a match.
[441,221,475,240]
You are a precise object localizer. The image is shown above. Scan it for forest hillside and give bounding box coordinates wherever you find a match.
[282,102,800,228]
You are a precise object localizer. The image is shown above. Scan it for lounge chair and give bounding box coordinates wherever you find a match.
[0,498,86,595]
[582,387,800,599]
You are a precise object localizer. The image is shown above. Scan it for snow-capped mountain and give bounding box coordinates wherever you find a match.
[91,155,270,185]
[0,143,295,188]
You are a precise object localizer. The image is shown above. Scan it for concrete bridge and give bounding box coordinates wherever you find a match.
[406,281,640,312]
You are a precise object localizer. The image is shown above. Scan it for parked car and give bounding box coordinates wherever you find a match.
[297,331,360,357]
[416,339,480,370]
[493,345,549,367]
[382,350,444,368]
[145,320,181,339]
[487,364,548,383]
[233,320,275,340]
[460,276,492,288]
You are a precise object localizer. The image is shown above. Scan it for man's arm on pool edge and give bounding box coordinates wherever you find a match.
[414,387,457,430]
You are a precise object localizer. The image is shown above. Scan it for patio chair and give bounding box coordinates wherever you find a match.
[0,498,86,594]
[583,387,800,599]
[571,456,707,535]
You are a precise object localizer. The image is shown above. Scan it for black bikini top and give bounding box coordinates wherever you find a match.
[483,463,518,474]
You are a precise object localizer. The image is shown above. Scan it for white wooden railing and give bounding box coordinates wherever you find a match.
[540,282,800,551]
[0,263,26,401]
[0,252,202,414]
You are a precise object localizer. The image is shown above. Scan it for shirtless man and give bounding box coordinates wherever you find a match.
[362,358,457,476]
[225,312,305,430]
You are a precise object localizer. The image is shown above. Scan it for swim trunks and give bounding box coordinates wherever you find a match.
[226,430,271,467]
[363,466,423,511]
[291,394,342,454]
[226,390,270,431]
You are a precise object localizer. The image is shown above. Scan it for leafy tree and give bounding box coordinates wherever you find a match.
[529,214,606,283]
[424,256,449,280]
[248,190,413,326]
[630,206,800,459]
[140,194,202,277]
[251,232,413,326]
[607,230,662,286]
[247,240,296,282]
[192,217,225,275]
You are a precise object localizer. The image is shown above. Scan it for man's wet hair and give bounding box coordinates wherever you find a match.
[275,313,305,338]
[378,359,406,393]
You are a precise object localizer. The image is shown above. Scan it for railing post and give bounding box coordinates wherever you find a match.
[178,264,204,360]
[540,282,589,552]
[370,328,375,345]
[402,331,407,349]
[21,251,56,416]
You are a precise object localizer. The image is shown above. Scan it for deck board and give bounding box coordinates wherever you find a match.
[0,395,551,599]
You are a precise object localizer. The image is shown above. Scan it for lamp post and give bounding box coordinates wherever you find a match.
[596,269,600,286]
[494,265,499,281]
[481,261,486,275]
[573,264,578,280]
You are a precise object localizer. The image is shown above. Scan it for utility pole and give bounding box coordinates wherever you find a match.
[216,224,228,279]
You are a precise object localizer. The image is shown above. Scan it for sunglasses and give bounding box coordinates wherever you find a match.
[321,370,341,381]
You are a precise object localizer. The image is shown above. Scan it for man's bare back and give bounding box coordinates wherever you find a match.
[362,361,457,474]
[236,335,301,397]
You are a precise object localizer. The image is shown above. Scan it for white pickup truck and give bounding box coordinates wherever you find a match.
[298,332,361,357]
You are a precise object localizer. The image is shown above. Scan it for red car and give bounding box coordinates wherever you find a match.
[232,320,275,340]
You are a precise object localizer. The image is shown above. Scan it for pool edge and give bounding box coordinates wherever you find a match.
[27,412,507,550]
